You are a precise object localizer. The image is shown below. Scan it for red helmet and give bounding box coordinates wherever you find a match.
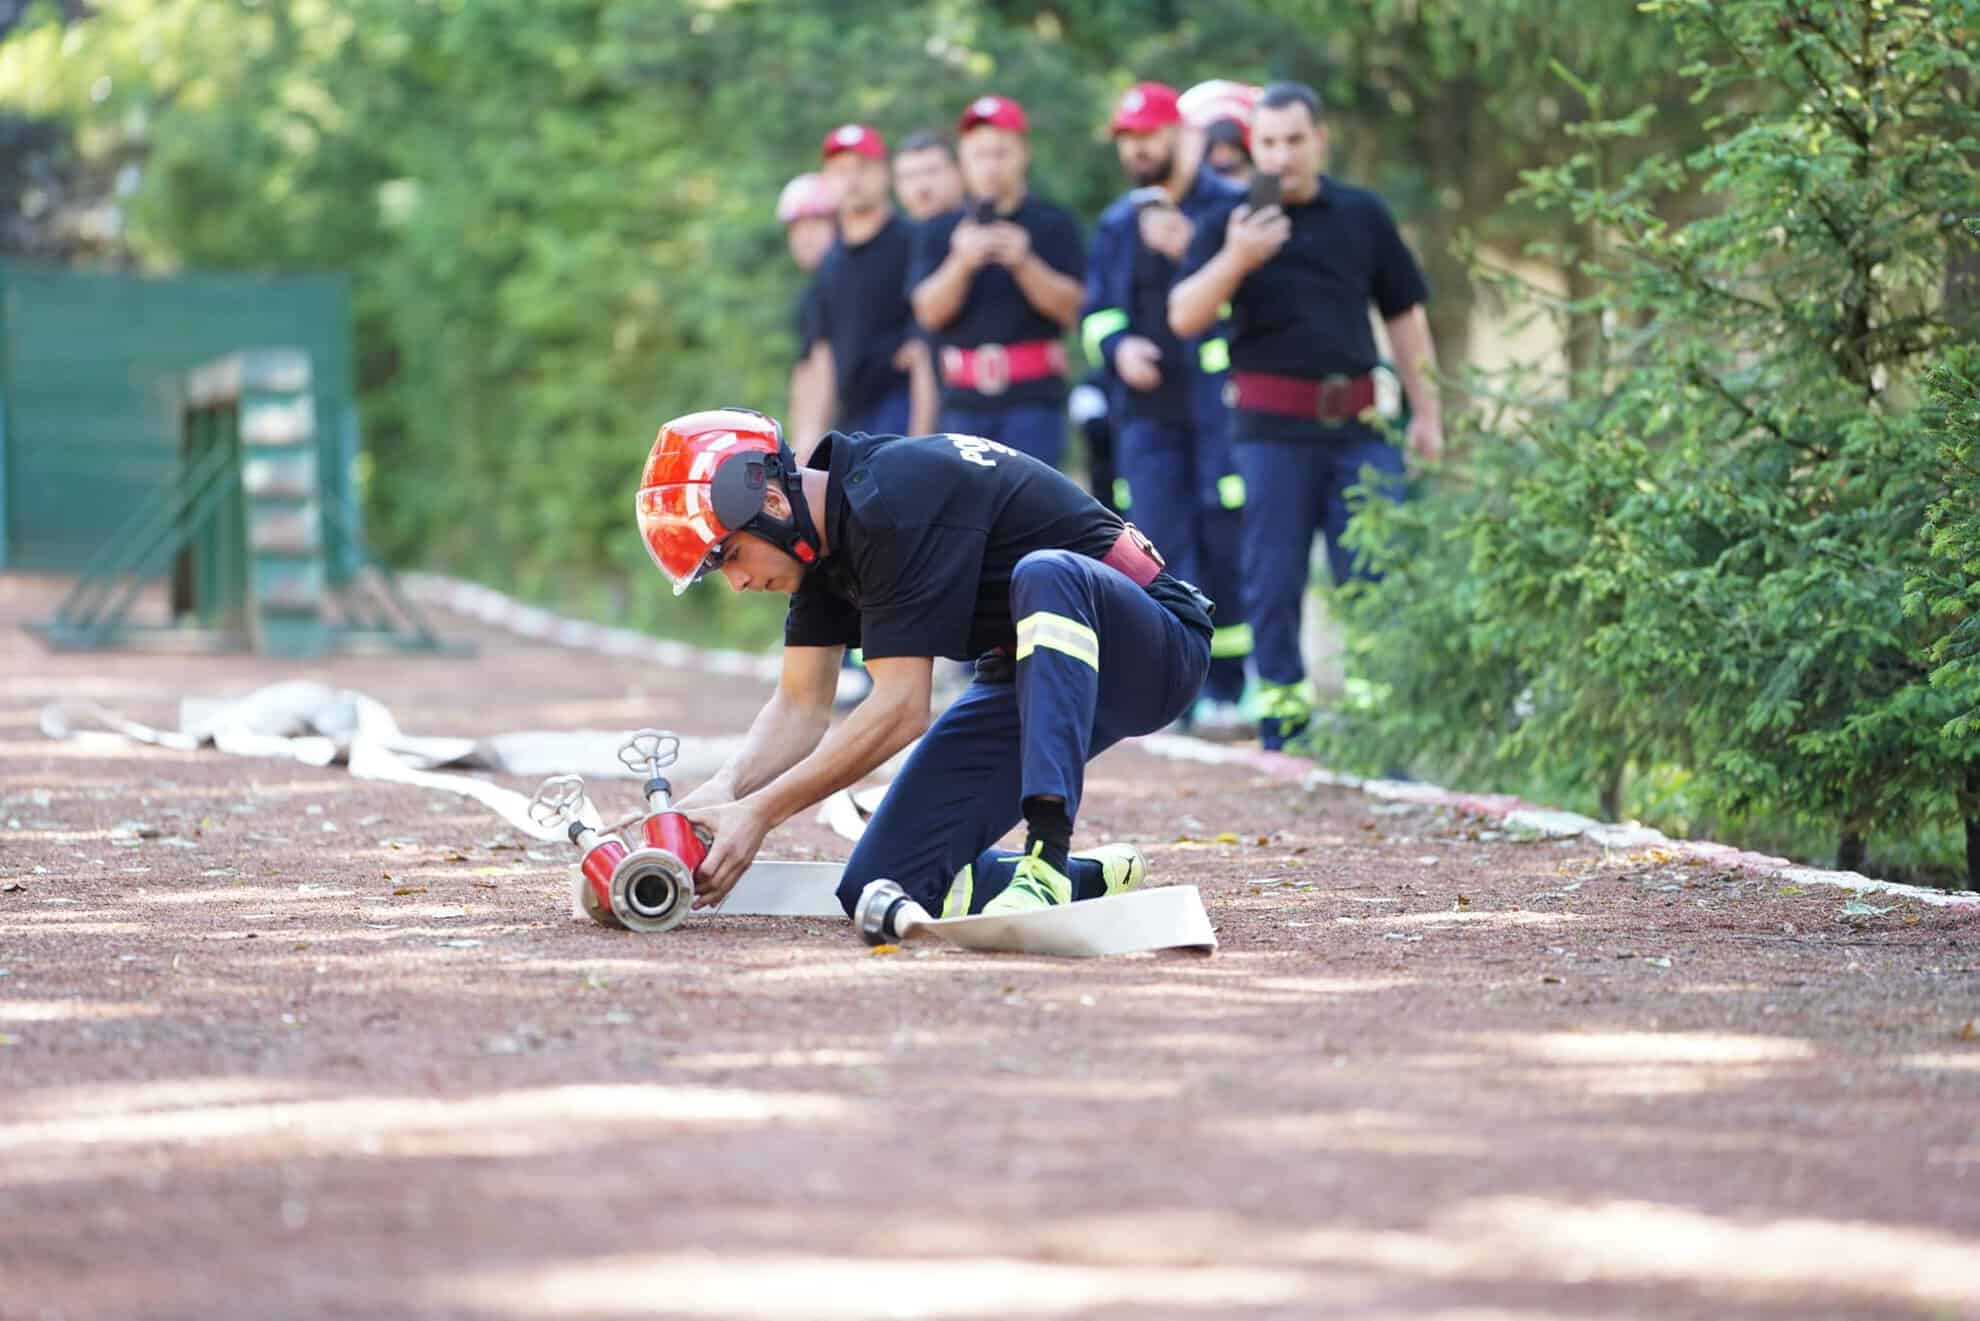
[635,408,797,595]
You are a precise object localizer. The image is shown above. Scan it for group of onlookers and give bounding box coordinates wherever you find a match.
[772,77,1443,749]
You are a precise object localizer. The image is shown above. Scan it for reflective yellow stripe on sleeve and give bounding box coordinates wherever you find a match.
[1112,477,1133,511]
[1210,622,1254,659]
[1217,473,1246,510]
[1081,308,1129,364]
[1015,610,1101,671]
[1199,337,1231,374]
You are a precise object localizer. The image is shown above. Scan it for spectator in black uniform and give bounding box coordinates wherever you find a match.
[1201,118,1253,183]
[777,171,839,459]
[909,94,1086,469]
[892,130,965,224]
[796,124,936,444]
[1171,80,1444,750]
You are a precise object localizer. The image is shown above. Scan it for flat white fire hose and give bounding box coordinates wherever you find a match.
[41,684,1219,955]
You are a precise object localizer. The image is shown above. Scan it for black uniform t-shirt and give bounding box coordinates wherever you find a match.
[1178,173,1428,381]
[906,195,1087,411]
[815,213,916,421]
[785,431,1213,661]
[792,277,826,366]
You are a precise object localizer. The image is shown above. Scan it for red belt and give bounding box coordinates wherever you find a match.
[1228,370,1378,425]
[941,339,1066,396]
[1100,524,1166,587]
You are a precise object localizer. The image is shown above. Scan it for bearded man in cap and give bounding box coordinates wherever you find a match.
[1081,81,1253,732]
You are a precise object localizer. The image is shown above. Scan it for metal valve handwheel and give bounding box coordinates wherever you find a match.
[617,728,681,778]
[527,774,589,831]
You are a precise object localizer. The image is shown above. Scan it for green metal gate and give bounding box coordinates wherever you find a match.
[0,259,358,574]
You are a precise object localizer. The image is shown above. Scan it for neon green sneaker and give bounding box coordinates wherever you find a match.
[983,844,1073,916]
[1073,842,1145,897]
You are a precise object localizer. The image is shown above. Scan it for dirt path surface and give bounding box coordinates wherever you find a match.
[2,574,1976,1321]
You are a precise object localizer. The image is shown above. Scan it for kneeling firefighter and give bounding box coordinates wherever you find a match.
[637,408,1214,919]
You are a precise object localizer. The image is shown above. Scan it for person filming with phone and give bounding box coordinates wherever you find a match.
[908,95,1086,468]
[1170,80,1444,751]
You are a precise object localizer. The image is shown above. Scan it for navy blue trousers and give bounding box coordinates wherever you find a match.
[842,387,911,439]
[1232,421,1406,687]
[1116,417,1247,704]
[938,402,1066,470]
[834,549,1209,917]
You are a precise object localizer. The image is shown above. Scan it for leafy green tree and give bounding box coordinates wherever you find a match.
[1326,0,1980,884]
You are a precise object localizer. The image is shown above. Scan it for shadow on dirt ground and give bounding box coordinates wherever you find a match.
[1,574,1976,1320]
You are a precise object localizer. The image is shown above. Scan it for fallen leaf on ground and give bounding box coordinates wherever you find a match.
[392,886,427,897]
[869,944,901,955]
[1214,832,1240,844]
[1960,1020,1977,1042]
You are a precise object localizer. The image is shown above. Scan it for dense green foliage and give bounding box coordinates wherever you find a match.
[1320,0,1980,883]
[1,0,1700,644]
[3,1,1976,881]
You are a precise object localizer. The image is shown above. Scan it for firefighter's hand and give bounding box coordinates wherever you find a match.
[949,221,997,268]
[985,221,1032,267]
[1137,205,1194,261]
[1406,413,1445,465]
[1227,204,1290,272]
[1114,335,1164,392]
[683,798,772,909]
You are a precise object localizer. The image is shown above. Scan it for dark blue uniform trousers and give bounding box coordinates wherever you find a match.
[834,549,1209,917]
[1116,417,1247,704]
[938,403,1066,470]
[1233,421,1406,688]
[842,387,912,440]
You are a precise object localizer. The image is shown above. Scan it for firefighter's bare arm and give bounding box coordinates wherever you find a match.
[675,643,841,812]
[686,654,932,906]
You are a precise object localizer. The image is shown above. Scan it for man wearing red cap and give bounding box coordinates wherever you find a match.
[793,124,936,447]
[1081,81,1253,731]
[1171,80,1444,750]
[907,94,1087,469]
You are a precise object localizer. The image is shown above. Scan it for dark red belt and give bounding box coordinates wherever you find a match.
[941,339,1067,396]
[1228,370,1378,425]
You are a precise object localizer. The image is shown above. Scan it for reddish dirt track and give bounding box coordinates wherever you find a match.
[1,573,1977,1321]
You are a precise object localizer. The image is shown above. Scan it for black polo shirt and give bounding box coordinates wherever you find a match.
[1179,175,1427,429]
[814,213,915,422]
[907,195,1086,411]
[792,277,825,366]
[785,431,1213,661]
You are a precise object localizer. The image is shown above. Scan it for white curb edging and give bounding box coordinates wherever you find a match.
[405,573,1980,911]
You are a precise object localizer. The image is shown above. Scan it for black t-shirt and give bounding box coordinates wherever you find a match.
[1178,175,1427,427]
[792,277,825,366]
[907,195,1086,411]
[815,213,916,421]
[785,431,1213,661]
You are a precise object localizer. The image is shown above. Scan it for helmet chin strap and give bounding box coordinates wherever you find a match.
[759,447,824,567]
[711,443,821,569]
